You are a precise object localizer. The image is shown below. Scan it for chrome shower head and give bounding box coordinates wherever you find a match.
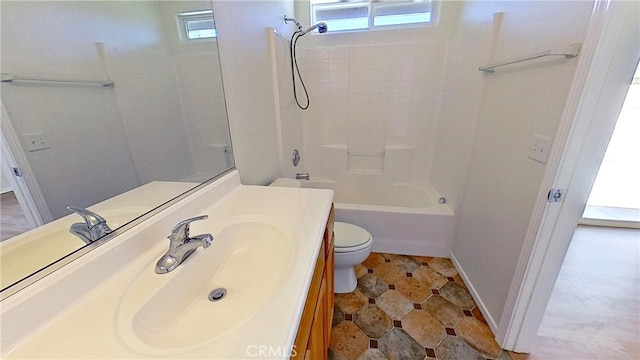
[299,22,328,36]
[284,15,328,36]
[284,15,329,110]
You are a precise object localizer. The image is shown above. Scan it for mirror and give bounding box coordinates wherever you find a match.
[0,0,233,292]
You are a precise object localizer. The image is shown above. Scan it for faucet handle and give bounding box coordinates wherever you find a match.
[169,215,208,242]
[67,205,108,229]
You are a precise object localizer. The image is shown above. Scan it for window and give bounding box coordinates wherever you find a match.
[311,0,435,32]
[178,10,216,41]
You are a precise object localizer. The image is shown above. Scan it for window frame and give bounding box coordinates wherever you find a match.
[310,0,438,33]
[177,10,217,42]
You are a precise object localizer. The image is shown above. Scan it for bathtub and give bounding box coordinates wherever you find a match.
[300,178,455,257]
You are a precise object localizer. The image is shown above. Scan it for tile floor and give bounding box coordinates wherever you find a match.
[329,253,512,360]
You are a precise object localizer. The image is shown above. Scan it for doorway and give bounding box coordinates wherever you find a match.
[525,64,640,357]
[582,63,640,228]
[0,108,47,241]
[498,0,639,353]
[0,189,34,241]
[0,140,36,241]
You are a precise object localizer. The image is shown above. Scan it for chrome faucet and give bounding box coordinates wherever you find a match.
[155,215,213,274]
[296,172,310,180]
[67,206,112,245]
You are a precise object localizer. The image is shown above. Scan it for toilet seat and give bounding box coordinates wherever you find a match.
[334,222,372,253]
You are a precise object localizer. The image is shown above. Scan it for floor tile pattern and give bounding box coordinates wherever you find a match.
[329,253,512,360]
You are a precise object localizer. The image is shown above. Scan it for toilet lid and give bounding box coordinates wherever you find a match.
[334,222,372,252]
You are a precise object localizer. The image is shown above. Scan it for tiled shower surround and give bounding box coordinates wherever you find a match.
[329,253,512,360]
[298,42,446,181]
[286,27,491,209]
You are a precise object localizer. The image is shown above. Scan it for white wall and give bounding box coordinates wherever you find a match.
[430,9,492,211]
[450,0,594,329]
[159,1,232,179]
[0,1,152,218]
[1,1,229,219]
[212,0,295,185]
[100,41,195,184]
[270,28,303,178]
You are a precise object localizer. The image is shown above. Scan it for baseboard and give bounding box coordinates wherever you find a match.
[449,252,499,333]
[579,217,640,229]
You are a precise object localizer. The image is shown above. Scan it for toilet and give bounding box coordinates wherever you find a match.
[268,178,373,294]
[333,221,373,293]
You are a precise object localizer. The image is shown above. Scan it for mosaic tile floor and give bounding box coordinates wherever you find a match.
[328,253,513,360]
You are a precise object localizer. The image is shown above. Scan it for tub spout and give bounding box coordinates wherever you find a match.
[296,173,310,180]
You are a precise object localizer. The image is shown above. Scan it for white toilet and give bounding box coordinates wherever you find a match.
[333,221,373,293]
[268,178,373,294]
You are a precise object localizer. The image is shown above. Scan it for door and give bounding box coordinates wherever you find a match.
[497,0,640,352]
[1,104,51,228]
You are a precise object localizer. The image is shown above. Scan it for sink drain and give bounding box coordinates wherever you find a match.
[208,288,227,302]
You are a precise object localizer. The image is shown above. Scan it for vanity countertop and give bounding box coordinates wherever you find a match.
[0,170,334,359]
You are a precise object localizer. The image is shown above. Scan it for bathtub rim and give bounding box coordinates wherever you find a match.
[300,176,453,215]
[334,201,453,216]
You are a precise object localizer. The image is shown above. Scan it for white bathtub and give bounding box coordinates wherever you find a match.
[301,178,455,257]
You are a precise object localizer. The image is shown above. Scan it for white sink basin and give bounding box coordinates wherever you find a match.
[117,216,294,353]
[1,170,333,359]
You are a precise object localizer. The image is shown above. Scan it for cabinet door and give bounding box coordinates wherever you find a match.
[325,236,334,345]
[308,278,327,359]
[292,245,325,359]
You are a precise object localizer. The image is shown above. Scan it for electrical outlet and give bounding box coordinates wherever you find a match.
[528,134,552,163]
[24,132,51,152]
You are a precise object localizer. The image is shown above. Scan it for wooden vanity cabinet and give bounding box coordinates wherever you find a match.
[292,205,334,360]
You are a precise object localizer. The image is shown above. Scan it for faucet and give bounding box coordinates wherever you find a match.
[155,215,213,274]
[67,206,112,245]
[296,172,310,180]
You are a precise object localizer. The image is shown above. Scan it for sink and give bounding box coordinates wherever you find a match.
[0,206,150,289]
[117,216,294,354]
[1,171,333,359]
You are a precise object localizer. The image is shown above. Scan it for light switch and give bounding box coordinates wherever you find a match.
[24,132,51,152]
[528,134,552,163]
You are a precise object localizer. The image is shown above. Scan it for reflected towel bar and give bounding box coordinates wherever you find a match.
[0,73,114,87]
[479,43,581,73]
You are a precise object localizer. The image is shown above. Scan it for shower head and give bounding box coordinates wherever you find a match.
[284,15,328,36]
[284,15,329,110]
[299,22,328,36]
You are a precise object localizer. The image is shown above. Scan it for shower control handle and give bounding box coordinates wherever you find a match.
[292,149,300,167]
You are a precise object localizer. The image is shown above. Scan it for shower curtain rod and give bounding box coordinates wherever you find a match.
[479,43,581,73]
[0,73,114,87]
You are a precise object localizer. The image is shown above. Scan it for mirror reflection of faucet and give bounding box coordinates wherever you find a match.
[296,173,310,180]
[67,206,112,245]
[155,215,213,274]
